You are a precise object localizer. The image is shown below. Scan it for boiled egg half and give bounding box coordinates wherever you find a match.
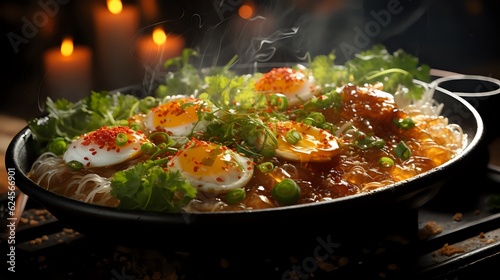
[271,121,340,162]
[143,96,212,137]
[167,139,254,194]
[63,126,150,168]
[254,67,320,107]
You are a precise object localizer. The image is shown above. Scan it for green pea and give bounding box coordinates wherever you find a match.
[272,179,301,206]
[48,138,67,155]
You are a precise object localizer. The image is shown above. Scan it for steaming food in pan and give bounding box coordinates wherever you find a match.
[27,45,467,213]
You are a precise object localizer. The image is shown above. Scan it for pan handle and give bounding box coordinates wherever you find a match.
[430,74,500,98]
[429,75,500,123]
[430,74,500,178]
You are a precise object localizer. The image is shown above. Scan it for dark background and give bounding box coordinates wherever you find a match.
[1,0,500,120]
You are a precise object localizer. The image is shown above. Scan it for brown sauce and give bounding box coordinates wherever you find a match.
[192,84,461,211]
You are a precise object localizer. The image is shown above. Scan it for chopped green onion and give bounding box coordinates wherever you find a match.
[260,148,277,157]
[394,141,411,160]
[115,133,128,146]
[302,117,315,126]
[355,132,385,149]
[258,162,274,173]
[48,138,67,155]
[129,122,142,131]
[307,112,325,124]
[140,96,158,110]
[149,132,173,146]
[285,129,302,145]
[393,117,415,130]
[320,122,336,133]
[225,188,246,204]
[141,142,156,155]
[157,142,167,150]
[304,90,342,110]
[378,157,395,168]
[66,160,84,171]
[149,141,176,159]
[272,179,301,205]
[269,93,289,110]
[373,139,386,149]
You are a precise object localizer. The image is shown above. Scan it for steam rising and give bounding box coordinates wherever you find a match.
[248,26,300,63]
[136,0,416,92]
[186,0,366,70]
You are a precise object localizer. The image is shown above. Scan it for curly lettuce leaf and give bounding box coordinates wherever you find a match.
[310,44,431,100]
[88,91,152,125]
[110,161,197,213]
[310,52,350,89]
[155,48,204,98]
[28,91,157,155]
[347,45,430,99]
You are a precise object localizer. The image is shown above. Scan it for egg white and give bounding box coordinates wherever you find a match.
[284,77,321,107]
[63,126,149,168]
[255,67,321,108]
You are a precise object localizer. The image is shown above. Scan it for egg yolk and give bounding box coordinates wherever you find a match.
[254,67,307,95]
[172,140,247,179]
[274,121,339,162]
[150,97,206,129]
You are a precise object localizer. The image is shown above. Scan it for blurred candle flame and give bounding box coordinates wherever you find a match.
[238,3,255,19]
[107,0,123,14]
[152,27,166,46]
[60,37,74,57]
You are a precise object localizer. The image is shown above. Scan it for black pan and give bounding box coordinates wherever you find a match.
[5,85,485,250]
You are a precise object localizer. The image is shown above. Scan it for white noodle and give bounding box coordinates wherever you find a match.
[84,178,112,204]
[29,152,115,206]
[335,122,354,137]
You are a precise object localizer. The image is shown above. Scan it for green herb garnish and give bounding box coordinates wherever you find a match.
[110,159,197,213]
[310,44,431,100]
